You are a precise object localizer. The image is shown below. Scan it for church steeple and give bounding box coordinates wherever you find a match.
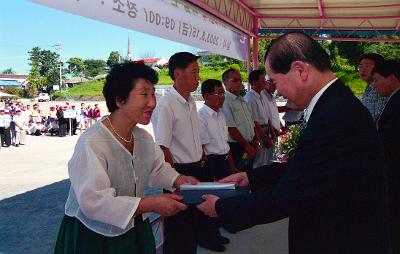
[127,36,132,61]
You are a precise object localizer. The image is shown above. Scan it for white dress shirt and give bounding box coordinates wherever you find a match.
[222,91,255,142]
[244,89,271,125]
[151,87,202,163]
[65,121,180,237]
[198,104,230,155]
[304,78,338,122]
[262,90,281,130]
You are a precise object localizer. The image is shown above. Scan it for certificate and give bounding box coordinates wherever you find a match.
[180,182,235,191]
[178,186,250,205]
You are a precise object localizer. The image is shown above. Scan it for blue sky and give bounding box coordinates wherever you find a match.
[0,0,198,74]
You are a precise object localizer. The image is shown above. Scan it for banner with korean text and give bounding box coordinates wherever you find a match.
[29,0,249,60]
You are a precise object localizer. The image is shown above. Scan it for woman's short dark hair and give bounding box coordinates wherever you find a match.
[201,79,223,96]
[265,32,331,74]
[103,62,158,112]
[374,60,400,81]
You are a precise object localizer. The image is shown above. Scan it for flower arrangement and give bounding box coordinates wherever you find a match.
[275,124,304,162]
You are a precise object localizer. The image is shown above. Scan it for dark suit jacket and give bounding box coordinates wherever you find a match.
[378,89,400,197]
[216,80,389,254]
[378,89,400,251]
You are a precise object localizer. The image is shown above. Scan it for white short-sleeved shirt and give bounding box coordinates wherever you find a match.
[198,104,230,155]
[65,121,180,237]
[262,90,280,130]
[0,114,11,127]
[222,91,255,143]
[244,89,271,126]
[151,87,202,163]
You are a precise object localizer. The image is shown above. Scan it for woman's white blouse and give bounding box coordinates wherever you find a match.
[64,121,180,236]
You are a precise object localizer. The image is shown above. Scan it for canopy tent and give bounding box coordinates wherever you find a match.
[186,0,399,69]
[0,80,22,87]
[29,0,399,70]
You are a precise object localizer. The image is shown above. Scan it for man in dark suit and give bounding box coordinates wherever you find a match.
[373,59,400,253]
[197,32,390,254]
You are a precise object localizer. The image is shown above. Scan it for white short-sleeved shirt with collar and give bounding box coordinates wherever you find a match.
[262,90,281,130]
[222,91,255,143]
[244,89,271,126]
[151,87,202,164]
[198,104,230,155]
[65,121,180,237]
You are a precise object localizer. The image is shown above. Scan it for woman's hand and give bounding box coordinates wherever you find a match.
[138,194,188,217]
[173,175,199,189]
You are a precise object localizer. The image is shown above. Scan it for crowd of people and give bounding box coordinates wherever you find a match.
[0,101,101,149]
[3,32,399,254]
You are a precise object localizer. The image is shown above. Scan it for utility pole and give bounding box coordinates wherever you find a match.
[52,41,62,91]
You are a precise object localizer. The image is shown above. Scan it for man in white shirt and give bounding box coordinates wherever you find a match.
[198,79,239,179]
[12,108,26,146]
[222,69,259,171]
[263,77,286,162]
[244,70,273,167]
[152,52,220,253]
[0,108,12,147]
[197,79,237,249]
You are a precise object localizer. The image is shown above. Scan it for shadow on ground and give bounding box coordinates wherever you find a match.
[0,179,70,254]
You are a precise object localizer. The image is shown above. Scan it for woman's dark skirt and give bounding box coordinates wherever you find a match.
[54,215,156,254]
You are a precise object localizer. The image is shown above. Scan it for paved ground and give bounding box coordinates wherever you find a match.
[0,105,288,254]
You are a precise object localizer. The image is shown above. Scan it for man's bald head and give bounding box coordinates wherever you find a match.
[264,32,331,74]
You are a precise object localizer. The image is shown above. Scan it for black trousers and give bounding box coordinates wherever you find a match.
[0,127,11,146]
[207,154,232,180]
[59,123,67,137]
[163,160,218,254]
[228,142,254,171]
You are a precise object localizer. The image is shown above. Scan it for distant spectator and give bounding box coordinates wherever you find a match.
[0,108,12,148]
[13,108,27,146]
[358,53,387,122]
[93,103,101,122]
[79,103,87,133]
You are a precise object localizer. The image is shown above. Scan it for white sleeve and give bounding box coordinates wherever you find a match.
[68,143,139,230]
[152,100,173,148]
[148,144,180,191]
[198,112,210,145]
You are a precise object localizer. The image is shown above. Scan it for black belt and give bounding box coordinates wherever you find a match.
[174,160,203,167]
[208,153,229,160]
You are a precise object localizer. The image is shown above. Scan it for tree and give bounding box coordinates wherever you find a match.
[106,51,122,70]
[84,59,106,78]
[1,68,16,74]
[28,47,59,91]
[66,57,85,77]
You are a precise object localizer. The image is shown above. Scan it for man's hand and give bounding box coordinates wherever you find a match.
[244,143,257,158]
[197,194,219,217]
[173,175,199,189]
[218,172,249,187]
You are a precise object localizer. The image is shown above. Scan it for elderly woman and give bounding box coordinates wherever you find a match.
[54,62,198,254]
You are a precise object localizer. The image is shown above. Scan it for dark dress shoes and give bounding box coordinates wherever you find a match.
[218,236,230,245]
[199,241,226,252]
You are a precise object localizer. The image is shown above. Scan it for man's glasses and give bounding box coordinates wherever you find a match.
[225,78,242,82]
[211,93,225,98]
